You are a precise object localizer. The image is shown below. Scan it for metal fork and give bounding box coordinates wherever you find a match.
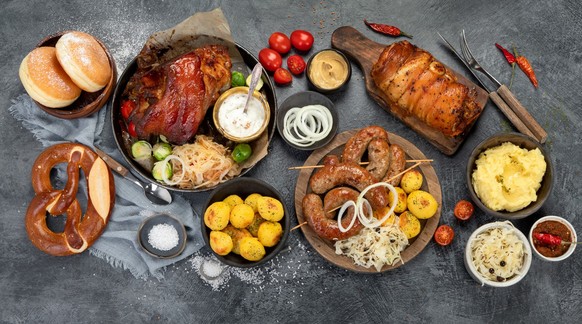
[458,30,547,143]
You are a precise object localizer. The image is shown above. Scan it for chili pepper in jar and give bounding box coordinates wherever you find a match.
[513,46,539,88]
[363,20,413,39]
[495,43,517,88]
[533,232,562,246]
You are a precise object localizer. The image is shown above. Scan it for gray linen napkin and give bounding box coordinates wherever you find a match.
[10,94,204,280]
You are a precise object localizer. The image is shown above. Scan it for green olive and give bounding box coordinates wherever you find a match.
[232,143,252,163]
[231,71,246,87]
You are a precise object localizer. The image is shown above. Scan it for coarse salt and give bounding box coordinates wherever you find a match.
[148,223,179,251]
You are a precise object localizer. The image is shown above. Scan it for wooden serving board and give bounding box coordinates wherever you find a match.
[294,129,442,273]
[331,26,489,155]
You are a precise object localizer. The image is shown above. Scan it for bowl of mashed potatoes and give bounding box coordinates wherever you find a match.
[466,133,553,219]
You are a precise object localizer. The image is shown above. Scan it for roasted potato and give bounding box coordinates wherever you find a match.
[401,169,424,193]
[209,230,233,256]
[204,201,231,230]
[222,224,252,255]
[239,237,266,261]
[398,211,421,239]
[244,193,263,212]
[246,212,266,237]
[257,221,283,247]
[223,194,244,208]
[257,196,284,221]
[374,207,397,227]
[230,203,255,228]
[388,187,407,213]
[407,190,438,219]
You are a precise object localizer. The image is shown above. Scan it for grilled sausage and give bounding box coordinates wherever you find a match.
[382,144,406,186]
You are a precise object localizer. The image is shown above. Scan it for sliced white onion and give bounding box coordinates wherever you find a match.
[337,200,357,233]
[335,182,399,232]
[160,154,186,185]
[283,104,333,147]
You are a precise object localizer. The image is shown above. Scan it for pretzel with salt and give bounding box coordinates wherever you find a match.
[25,143,115,256]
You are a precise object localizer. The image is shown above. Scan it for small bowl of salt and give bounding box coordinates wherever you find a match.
[138,214,187,258]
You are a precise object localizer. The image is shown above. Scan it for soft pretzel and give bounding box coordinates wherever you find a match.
[25,143,115,256]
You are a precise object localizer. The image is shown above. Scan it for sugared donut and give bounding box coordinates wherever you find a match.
[19,46,81,108]
[55,31,111,92]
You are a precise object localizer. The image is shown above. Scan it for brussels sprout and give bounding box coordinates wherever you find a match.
[231,71,246,87]
[232,143,252,163]
[152,142,172,161]
[152,161,173,181]
[131,140,152,159]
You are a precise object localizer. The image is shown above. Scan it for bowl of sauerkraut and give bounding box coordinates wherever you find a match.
[464,221,532,287]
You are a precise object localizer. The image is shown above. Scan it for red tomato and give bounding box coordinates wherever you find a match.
[258,48,283,72]
[120,100,135,120]
[287,55,306,75]
[273,68,292,85]
[127,121,137,137]
[454,200,475,221]
[268,32,291,54]
[434,225,454,246]
[290,30,314,51]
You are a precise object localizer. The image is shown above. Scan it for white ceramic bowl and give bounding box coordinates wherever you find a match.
[529,216,577,262]
[464,221,532,287]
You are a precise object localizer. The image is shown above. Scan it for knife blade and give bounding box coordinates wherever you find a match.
[437,32,538,140]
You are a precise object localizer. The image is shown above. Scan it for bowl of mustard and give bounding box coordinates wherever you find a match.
[306,49,351,94]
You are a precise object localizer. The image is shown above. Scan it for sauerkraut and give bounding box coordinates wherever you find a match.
[335,225,409,272]
[470,223,527,283]
[170,135,241,189]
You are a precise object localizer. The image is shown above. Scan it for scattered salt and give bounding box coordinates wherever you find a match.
[147,223,179,251]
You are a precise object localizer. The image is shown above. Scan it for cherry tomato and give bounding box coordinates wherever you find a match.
[127,121,137,137]
[434,225,454,246]
[454,200,474,221]
[258,48,282,72]
[290,30,314,51]
[268,32,291,54]
[120,99,135,120]
[273,68,292,85]
[287,55,306,75]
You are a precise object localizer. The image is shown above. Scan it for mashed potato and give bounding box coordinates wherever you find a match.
[472,142,546,212]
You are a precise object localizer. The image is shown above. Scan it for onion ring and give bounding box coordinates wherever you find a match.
[283,104,333,147]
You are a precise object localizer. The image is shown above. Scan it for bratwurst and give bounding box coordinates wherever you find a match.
[303,187,363,240]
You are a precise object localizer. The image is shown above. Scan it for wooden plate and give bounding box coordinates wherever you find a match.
[294,128,442,273]
[331,26,488,155]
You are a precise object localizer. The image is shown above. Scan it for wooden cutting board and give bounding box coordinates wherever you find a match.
[331,26,489,155]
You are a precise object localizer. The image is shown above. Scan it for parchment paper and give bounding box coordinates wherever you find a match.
[133,8,268,174]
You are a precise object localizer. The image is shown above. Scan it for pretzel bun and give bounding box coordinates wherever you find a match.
[19,47,81,108]
[55,31,111,92]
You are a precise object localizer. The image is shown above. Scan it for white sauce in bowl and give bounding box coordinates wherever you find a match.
[217,93,265,138]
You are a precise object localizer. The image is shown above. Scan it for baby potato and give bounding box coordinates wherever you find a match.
[204,201,231,230]
[401,169,424,193]
[257,221,283,247]
[374,207,397,227]
[398,211,421,239]
[407,190,438,219]
[244,193,263,212]
[222,224,252,255]
[209,230,233,256]
[257,196,284,221]
[388,187,407,213]
[246,212,266,237]
[230,203,255,229]
[223,194,244,208]
[239,237,266,261]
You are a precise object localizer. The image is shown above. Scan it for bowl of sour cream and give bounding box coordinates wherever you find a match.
[213,86,270,142]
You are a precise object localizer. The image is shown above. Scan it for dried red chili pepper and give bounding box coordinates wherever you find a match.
[364,19,412,38]
[533,232,562,246]
[495,43,516,64]
[514,47,539,88]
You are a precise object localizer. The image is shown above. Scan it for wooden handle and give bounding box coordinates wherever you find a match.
[497,85,547,143]
[94,148,129,177]
[489,91,537,139]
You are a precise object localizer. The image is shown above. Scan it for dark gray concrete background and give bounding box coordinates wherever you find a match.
[2,0,581,323]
